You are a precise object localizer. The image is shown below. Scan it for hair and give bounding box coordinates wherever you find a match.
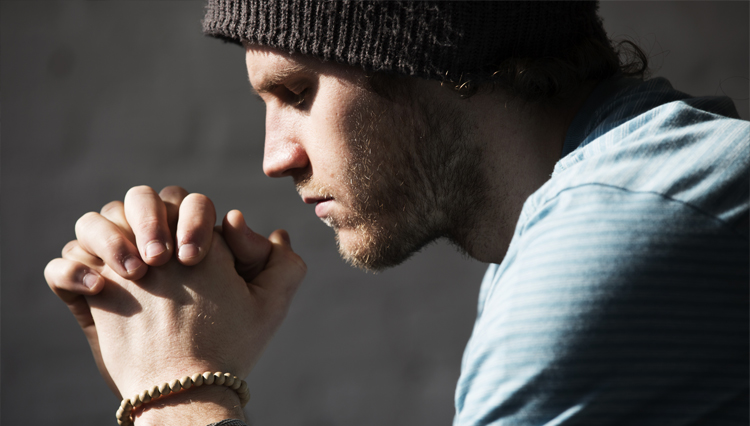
[367,37,650,103]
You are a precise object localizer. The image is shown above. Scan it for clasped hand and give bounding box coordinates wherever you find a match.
[44,185,306,415]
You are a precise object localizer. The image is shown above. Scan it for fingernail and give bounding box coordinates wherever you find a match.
[178,243,199,260]
[82,272,101,289]
[123,255,143,273]
[145,241,167,259]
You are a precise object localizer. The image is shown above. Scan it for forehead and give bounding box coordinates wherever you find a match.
[244,45,365,92]
[244,46,306,80]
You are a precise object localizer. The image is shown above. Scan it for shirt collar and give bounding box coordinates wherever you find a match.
[560,74,642,158]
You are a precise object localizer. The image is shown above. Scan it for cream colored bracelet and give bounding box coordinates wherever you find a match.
[115,371,250,426]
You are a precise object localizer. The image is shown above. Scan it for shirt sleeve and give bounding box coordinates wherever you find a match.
[454,184,749,426]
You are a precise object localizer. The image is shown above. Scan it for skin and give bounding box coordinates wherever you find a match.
[46,190,305,425]
[252,46,487,271]
[44,45,595,424]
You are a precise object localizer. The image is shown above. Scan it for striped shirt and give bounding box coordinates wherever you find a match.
[453,76,749,425]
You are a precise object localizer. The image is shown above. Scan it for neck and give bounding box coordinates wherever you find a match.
[450,83,597,264]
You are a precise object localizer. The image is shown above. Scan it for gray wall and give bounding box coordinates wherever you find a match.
[1,1,747,425]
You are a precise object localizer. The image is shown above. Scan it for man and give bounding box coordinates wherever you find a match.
[44,1,749,425]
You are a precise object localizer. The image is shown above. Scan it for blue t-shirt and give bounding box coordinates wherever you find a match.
[453,76,749,425]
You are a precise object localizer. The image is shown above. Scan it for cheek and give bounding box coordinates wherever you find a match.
[306,101,362,177]
[314,79,377,144]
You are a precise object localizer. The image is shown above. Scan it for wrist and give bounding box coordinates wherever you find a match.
[132,384,245,426]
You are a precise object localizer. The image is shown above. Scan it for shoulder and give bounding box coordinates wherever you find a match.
[453,81,749,426]
[548,98,749,237]
[455,181,748,426]
[494,181,748,319]
[512,184,747,296]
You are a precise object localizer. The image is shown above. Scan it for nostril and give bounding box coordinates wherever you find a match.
[263,140,309,178]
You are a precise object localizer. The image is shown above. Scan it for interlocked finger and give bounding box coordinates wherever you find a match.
[75,211,146,280]
[159,186,190,237]
[100,200,136,243]
[62,239,104,269]
[222,210,272,282]
[45,257,105,300]
[124,186,172,266]
[175,193,217,265]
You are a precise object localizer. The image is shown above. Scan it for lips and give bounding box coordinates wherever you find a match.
[302,195,334,218]
[314,199,334,218]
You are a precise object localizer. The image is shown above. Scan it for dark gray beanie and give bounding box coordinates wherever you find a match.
[202,0,609,83]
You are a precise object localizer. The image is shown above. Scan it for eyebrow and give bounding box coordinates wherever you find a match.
[250,63,317,98]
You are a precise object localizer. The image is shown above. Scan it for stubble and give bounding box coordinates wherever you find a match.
[325,85,488,271]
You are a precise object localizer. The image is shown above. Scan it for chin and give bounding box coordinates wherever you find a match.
[335,228,383,272]
[333,223,427,273]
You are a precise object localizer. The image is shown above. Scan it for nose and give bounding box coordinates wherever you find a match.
[262,111,309,178]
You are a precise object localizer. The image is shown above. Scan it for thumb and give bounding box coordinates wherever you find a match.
[222,210,273,282]
[252,229,307,317]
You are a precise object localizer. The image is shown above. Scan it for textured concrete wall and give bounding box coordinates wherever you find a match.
[1,1,747,425]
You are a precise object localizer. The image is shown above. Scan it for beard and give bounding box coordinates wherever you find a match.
[297,86,487,272]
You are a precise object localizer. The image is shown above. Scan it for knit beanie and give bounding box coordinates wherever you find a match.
[202,1,609,84]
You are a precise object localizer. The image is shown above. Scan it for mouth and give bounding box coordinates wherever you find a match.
[302,195,335,218]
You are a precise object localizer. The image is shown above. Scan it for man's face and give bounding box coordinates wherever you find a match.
[246,47,484,271]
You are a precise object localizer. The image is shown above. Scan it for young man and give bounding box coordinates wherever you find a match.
[45,1,748,425]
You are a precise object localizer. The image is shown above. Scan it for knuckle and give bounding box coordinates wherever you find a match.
[179,229,199,245]
[61,240,79,257]
[100,200,124,216]
[185,192,211,205]
[60,260,81,280]
[75,212,100,233]
[43,259,59,287]
[159,185,188,197]
[125,185,156,198]
[134,215,162,234]
[102,233,129,256]
[45,259,78,289]
[183,193,217,217]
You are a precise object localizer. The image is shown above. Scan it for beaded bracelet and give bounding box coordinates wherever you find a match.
[116,371,250,426]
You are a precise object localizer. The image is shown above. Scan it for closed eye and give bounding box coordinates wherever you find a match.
[287,84,311,109]
[288,88,306,107]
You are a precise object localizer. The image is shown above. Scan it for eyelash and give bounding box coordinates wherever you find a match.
[291,88,308,107]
